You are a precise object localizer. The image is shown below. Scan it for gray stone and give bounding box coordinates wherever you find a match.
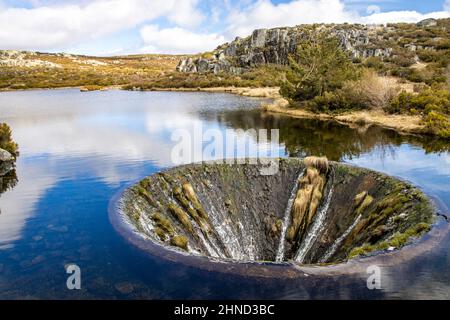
[0,148,14,176]
[0,148,13,162]
[417,18,437,27]
[176,24,396,74]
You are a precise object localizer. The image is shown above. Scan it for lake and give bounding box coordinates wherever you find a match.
[0,89,449,299]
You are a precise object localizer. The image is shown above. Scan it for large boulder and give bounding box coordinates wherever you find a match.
[0,148,14,176]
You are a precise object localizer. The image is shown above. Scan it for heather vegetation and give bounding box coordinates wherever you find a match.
[123,65,286,90]
[0,123,19,158]
[279,23,450,138]
[0,52,181,90]
[1,20,449,138]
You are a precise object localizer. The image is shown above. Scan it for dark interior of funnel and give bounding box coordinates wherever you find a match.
[119,158,435,265]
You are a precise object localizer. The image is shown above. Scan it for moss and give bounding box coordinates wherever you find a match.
[172,185,211,234]
[335,165,359,177]
[349,221,432,259]
[275,219,283,231]
[139,178,151,189]
[151,212,174,236]
[354,191,368,207]
[129,209,141,222]
[168,203,194,234]
[356,194,373,215]
[173,186,192,210]
[349,243,374,259]
[159,172,176,186]
[134,185,158,207]
[154,227,167,241]
[182,183,208,220]
[387,222,431,247]
[171,235,188,250]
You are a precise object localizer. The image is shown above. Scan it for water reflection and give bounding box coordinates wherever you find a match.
[0,169,17,196]
[216,109,450,160]
[0,89,448,299]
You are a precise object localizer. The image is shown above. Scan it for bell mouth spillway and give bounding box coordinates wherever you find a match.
[113,158,437,271]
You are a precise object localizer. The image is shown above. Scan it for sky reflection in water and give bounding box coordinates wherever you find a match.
[0,89,448,299]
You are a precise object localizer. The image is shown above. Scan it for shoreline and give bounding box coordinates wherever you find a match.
[0,85,432,137]
[263,98,427,137]
[182,86,428,137]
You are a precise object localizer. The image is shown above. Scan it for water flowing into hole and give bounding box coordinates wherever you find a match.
[319,214,362,263]
[275,169,305,262]
[117,158,436,266]
[294,184,334,263]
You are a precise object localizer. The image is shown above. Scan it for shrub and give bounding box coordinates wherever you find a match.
[387,88,450,138]
[310,70,397,112]
[353,70,398,110]
[422,111,450,138]
[0,123,19,157]
[280,30,359,102]
[363,57,384,71]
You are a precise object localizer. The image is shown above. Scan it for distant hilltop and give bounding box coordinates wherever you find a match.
[177,18,449,74]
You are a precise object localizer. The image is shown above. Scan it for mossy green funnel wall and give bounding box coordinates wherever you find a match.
[117,158,435,265]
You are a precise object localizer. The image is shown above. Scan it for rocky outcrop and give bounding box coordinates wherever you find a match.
[177,24,395,74]
[417,18,438,27]
[118,158,435,265]
[0,50,61,68]
[0,148,14,176]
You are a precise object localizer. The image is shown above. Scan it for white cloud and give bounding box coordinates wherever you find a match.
[0,0,201,50]
[167,0,205,28]
[224,0,450,39]
[139,25,226,54]
[361,10,450,24]
[1,0,450,54]
[226,0,357,38]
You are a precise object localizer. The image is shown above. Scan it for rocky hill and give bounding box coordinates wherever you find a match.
[0,50,181,90]
[177,18,449,74]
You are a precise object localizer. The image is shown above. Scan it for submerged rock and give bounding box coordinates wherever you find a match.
[118,158,435,265]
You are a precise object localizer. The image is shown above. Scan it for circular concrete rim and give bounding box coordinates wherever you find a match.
[108,159,450,279]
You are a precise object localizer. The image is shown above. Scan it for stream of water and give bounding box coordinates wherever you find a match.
[275,169,305,262]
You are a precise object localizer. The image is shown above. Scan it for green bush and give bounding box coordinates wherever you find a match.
[422,111,450,138]
[387,88,450,114]
[363,57,384,71]
[0,123,19,157]
[387,88,450,138]
[280,30,359,102]
[309,86,368,112]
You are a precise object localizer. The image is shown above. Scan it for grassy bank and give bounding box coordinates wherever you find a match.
[263,96,427,136]
[1,49,448,139]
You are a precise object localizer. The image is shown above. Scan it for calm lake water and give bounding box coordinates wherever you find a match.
[0,89,449,299]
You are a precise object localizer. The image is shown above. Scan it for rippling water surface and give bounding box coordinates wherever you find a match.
[0,89,448,299]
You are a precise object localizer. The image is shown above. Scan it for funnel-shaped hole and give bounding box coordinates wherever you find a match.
[119,158,435,264]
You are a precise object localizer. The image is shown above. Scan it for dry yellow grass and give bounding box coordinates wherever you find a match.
[264,97,425,135]
[0,51,182,90]
[304,156,329,174]
[287,157,329,241]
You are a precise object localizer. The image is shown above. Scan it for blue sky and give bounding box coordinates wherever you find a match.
[0,0,449,55]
